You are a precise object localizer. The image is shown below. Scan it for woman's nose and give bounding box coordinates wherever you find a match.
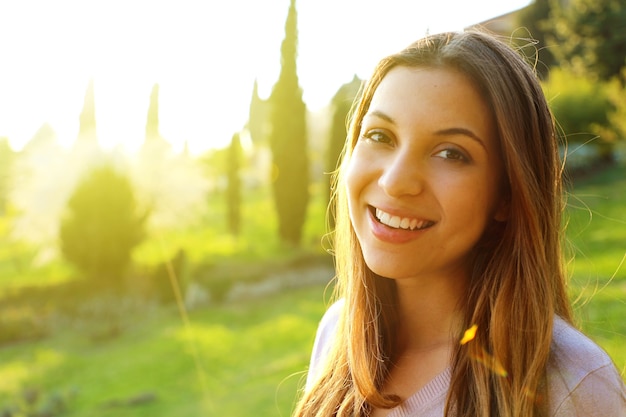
[377,150,425,197]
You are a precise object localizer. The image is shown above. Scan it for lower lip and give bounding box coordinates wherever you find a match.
[368,210,430,244]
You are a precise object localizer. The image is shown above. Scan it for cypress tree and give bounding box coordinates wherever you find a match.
[76,79,98,145]
[326,76,361,229]
[268,0,309,246]
[248,80,268,146]
[145,84,161,142]
[0,138,14,215]
[227,132,242,236]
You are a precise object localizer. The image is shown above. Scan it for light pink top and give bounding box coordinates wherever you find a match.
[305,300,626,416]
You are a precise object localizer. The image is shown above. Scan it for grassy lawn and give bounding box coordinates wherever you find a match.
[0,165,623,415]
[0,285,330,416]
[565,165,626,375]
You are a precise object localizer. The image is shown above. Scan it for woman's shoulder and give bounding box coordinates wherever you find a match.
[317,299,344,333]
[550,316,616,376]
[305,299,345,390]
[312,299,344,352]
[548,315,626,416]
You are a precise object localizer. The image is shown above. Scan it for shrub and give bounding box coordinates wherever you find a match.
[598,67,626,155]
[49,293,157,343]
[0,306,47,345]
[60,165,148,286]
[150,249,187,304]
[542,68,614,162]
[0,387,78,416]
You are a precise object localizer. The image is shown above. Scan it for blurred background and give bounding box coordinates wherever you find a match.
[0,0,624,415]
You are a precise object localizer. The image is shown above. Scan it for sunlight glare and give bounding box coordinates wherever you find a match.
[0,0,530,154]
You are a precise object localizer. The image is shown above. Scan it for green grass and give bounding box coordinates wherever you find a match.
[132,183,329,266]
[565,164,626,375]
[566,167,626,280]
[0,285,331,416]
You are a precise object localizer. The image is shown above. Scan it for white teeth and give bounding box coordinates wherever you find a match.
[389,216,401,228]
[379,210,391,225]
[375,208,432,231]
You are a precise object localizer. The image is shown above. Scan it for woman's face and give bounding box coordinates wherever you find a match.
[346,66,507,282]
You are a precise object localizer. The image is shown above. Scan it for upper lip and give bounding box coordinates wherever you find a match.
[370,205,435,230]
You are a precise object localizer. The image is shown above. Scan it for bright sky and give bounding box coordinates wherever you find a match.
[0,0,530,154]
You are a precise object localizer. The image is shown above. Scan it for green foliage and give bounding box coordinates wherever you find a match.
[326,77,360,185]
[0,304,48,345]
[247,80,268,146]
[77,80,97,143]
[550,0,626,81]
[145,84,160,140]
[60,165,148,284]
[513,0,556,78]
[199,146,229,181]
[227,133,242,236]
[146,249,187,304]
[325,77,361,229]
[542,68,614,162]
[268,0,310,246]
[131,180,327,272]
[599,68,626,145]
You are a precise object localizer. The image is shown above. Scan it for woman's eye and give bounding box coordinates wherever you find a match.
[362,130,392,144]
[433,148,469,162]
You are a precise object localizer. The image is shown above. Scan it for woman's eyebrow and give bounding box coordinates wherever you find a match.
[364,110,396,125]
[364,110,488,150]
[435,127,487,150]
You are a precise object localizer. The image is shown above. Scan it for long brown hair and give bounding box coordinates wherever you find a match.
[293,30,572,417]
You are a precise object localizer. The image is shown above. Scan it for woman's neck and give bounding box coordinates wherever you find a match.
[393,271,468,353]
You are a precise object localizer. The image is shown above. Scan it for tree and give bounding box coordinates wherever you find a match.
[0,138,15,215]
[325,76,361,228]
[605,68,626,141]
[542,68,614,162]
[248,79,269,146]
[267,0,309,246]
[145,84,161,141]
[76,79,98,145]
[132,83,209,230]
[550,0,626,82]
[60,165,148,285]
[227,132,242,236]
[591,67,626,160]
[514,0,556,79]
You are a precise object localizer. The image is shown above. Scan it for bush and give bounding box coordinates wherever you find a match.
[49,293,157,343]
[0,387,78,416]
[149,249,187,304]
[0,305,47,345]
[542,68,614,162]
[60,165,148,286]
[599,68,626,152]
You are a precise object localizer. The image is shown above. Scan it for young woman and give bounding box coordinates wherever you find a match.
[293,31,626,417]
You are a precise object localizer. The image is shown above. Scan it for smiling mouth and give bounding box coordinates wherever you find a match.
[373,207,435,231]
